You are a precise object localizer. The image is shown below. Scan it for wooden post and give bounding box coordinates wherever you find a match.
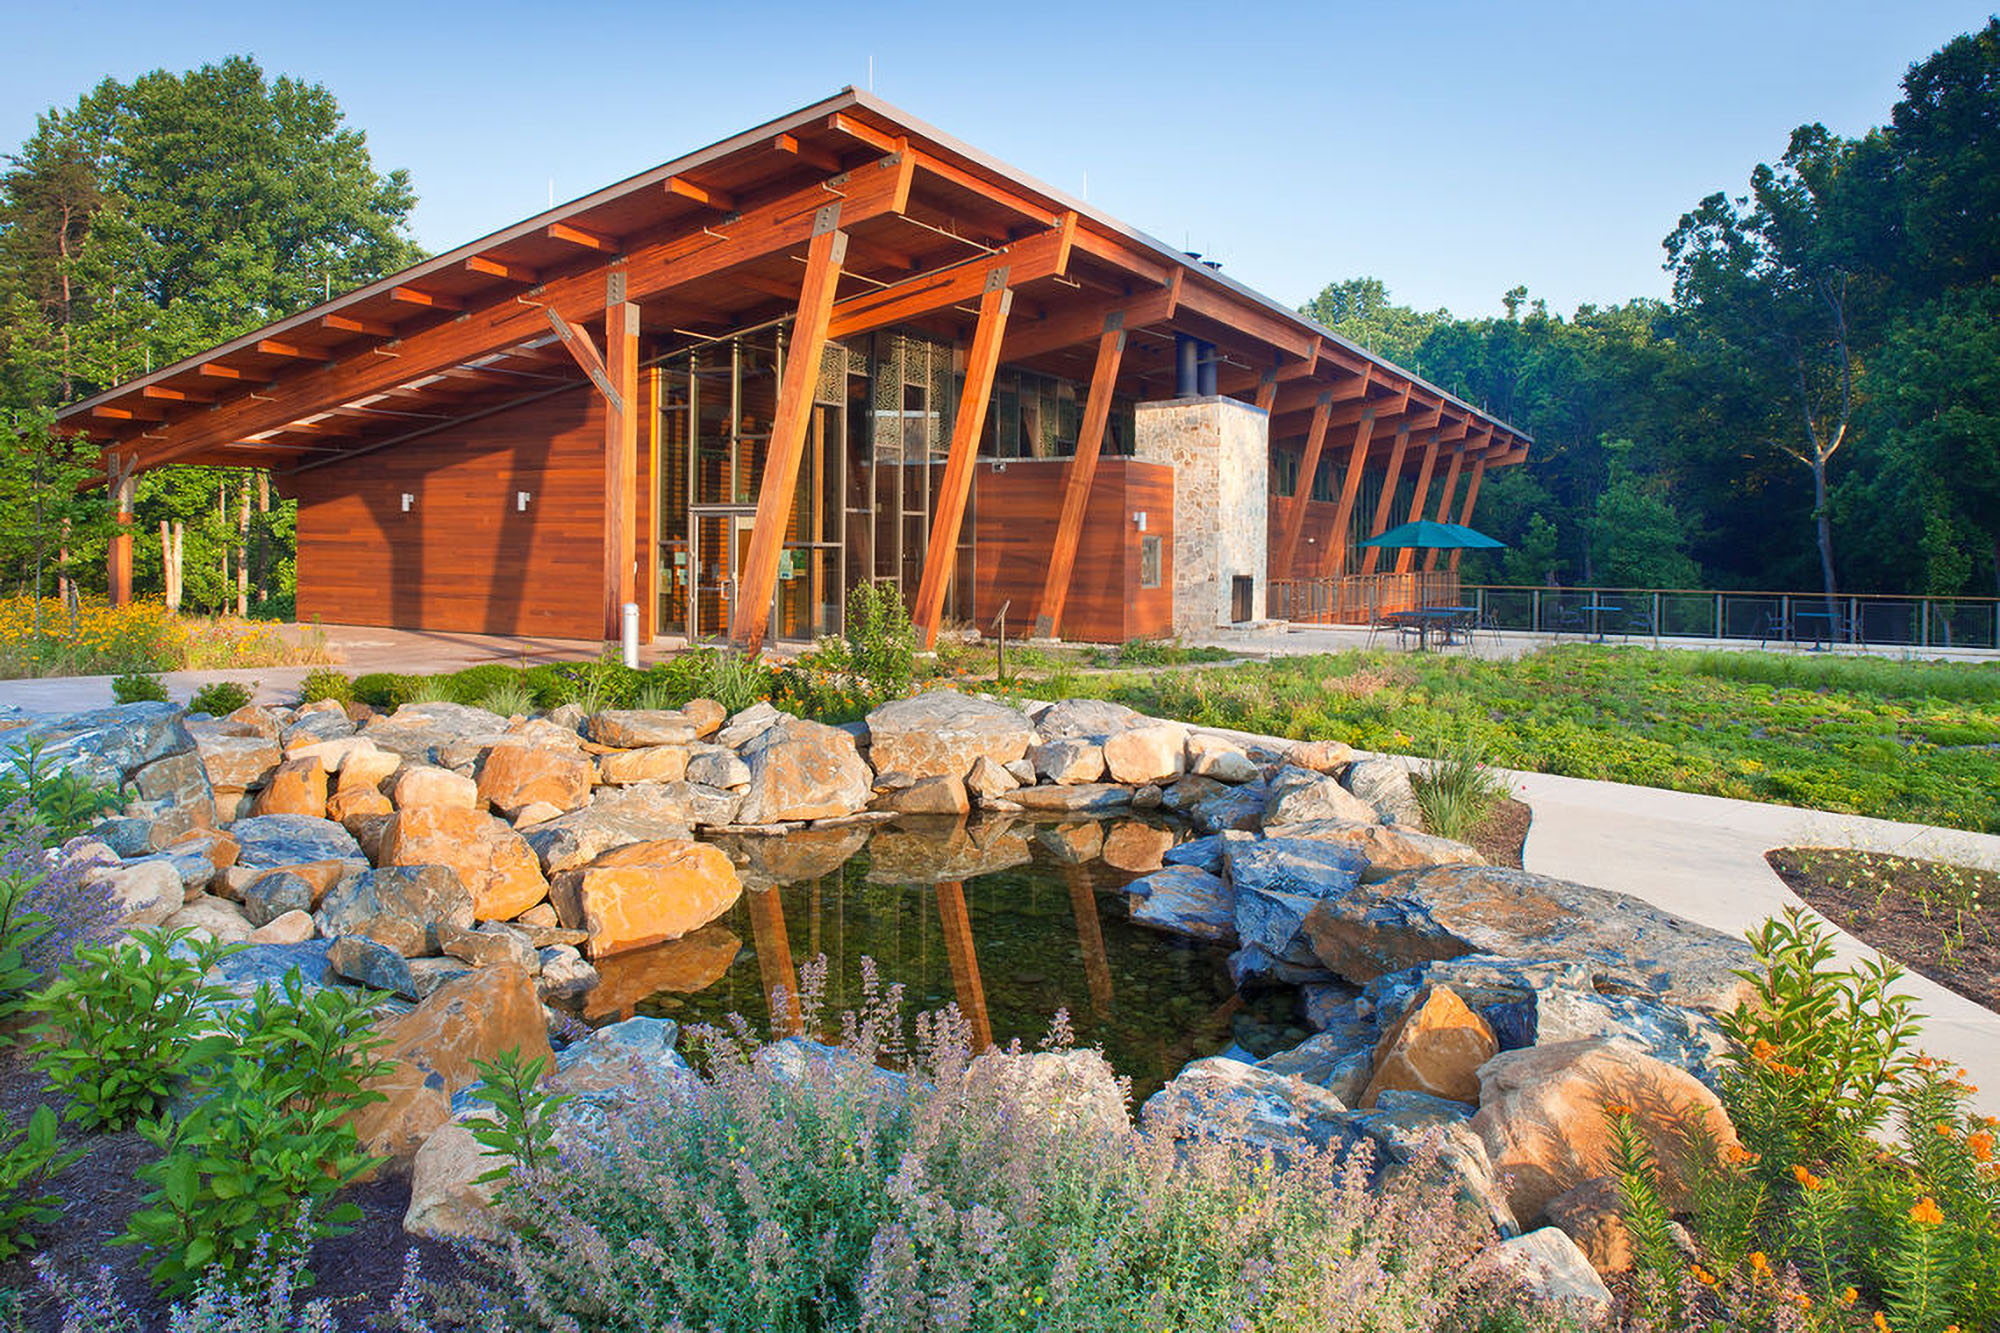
[254,471,270,606]
[1323,410,1378,580]
[107,454,135,607]
[1033,313,1126,638]
[912,275,1013,649]
[735,211,848,653]
[1274,389,1334,579]
[235,478,251,615]
[1449,457,1488,572]
[1422,446,1465,573]
[1393,432,1442,575]
[604,299,640,640]
[1358,424,1413,576]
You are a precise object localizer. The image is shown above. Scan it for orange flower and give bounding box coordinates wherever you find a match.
[1749,1250,1772,1277]
[1935,1123,1957,1138]
[1690,1264,1717,1287]
[1874,1313,1891,1333]
[1602,1101,1635,1118]
[1840,1286,1859,1306]
[1791,1163,1823,1191]
[1908,1196,1945,1226]
[1726,1143,1760,1166]
[1969,1131,1995,1163]
[1752,1038,1778,1062]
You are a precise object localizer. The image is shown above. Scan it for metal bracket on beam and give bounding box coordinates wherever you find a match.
[812,202,842,235]
[606,269,627,305]
[985,265,1010,293]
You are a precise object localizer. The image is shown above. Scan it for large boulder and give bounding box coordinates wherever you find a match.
[596,745,690,786]
[519,786,707,875]
[317,865,476,956]
[252,756,327,818]
[328,935,418,998]
[1034,698,1147,741]
[585,710,699,748]
[1125,866,1236,942]
[865,691,1036,781]
[129,751,217,839]
[404,1119,502,1242]
[1350,1090,1518,1236]
[17,702,193,790]
[361,702,511,766]
[1263,819,1486,879]
[1478,1228,1613,1321]
[476,741,590,818]
[1225,837,1368,901]
[1263,766,1381,826]
[1469,1039,1740,1225]
[1141,1057,1358,1160]
[229,814,364,868]
[1342,756,1423,827]
[190,728,283,793]
[379,806,549,921]
[84,859,186,929]
[1101,724,1188,786]
[873,774,970,816]
[1300,865,1757,1010]
[1359,985,1497,1108]
[1030,738,1105,786]
[1006,783,1131,814]
[550,839,742,958]
[389,765,479,813]
[733,719,872,824]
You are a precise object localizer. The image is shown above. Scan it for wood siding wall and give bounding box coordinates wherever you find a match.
[288,388,607,639]
[971,457,1174,642]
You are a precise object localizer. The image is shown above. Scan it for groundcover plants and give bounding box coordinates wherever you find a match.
[0,597,329,679]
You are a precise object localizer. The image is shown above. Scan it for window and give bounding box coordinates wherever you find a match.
[1139,535,1163,589]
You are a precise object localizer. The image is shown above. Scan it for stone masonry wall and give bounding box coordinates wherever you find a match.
[1134,397,1270,633]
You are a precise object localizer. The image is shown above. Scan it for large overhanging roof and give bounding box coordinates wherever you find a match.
[62,88,1530,472]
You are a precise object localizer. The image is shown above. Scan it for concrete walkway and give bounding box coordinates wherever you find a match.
[1513,767,2000,1118]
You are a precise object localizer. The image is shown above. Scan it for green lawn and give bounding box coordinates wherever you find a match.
[1066,645,2000,833]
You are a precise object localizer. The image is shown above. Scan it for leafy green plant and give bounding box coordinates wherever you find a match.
[188,680,254,717]
[476,674,535,718]
[1606,1103,1688,1326]
[0,858,53,1032]
[296,667,354,706]
[400,673,457,705]
[0,740,124,844]
[349,671,414,709]
[111,670,169,704]
[811,581,916,708]
[1719,907,1920,1178]
[119,969,390,1294]
[30,928,240,1132]
[1410,736,1511,840]
[0,1104,82,1260]
[467,1046,573,1185]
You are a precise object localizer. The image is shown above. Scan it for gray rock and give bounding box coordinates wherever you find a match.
[91,817,159,859]
[1262,818,1486,879]
[1227,943,1337,987]
[360,702,510,765]
[1343,756,1423,827]
[586,710,699,749]
[1166,777,1269,833]
[712,701,783,750]
[434,922,540,973]
[535,944,598,1002]
[1263,766,1380,826]
[282,710,356,746]
[1301,866,1758,1011]
[1141,1057,1361,1160]
[230,814,363,868]
[1224,837,1368,901]
[1005,783,1132,814]
[16,702,193,789]
[520,786,705,874]
[210,939,338,992]
[1481,1228,1613,1318]
[1532,988,1730,1083]
[1233,885,1327,969]
[408,957,474,1000]
[1352,1092,1518,1236]
[1031,737,1105,786]
[1125,866,1235,942]
[734,719,873,825]
[1034,698,1148,741]
[317,865,475,956]
[327,935,418,999]
[866,690,1037,781]
[684,749,751,790]
[129,751,216,834]
[241,871,317,927]
[189,729,283,793]
[130,843,220,895]
[1161,831,1251,875]
[1002,758,1036,785]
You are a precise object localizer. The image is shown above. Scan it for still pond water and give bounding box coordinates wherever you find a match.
[564,815,1297,1099]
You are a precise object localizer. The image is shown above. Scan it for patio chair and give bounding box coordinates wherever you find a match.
[1548,603,1586,639]
[1757,608,1787,648]
[1620,604,1655,642]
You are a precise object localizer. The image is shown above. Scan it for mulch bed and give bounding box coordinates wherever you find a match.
[1767,847,2000,1014]
[1467,796,1531,870]
[0,1046,466,1330]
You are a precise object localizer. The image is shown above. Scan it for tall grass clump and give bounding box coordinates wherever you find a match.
[1411,738,1511,841]
[440,963,1562,1332]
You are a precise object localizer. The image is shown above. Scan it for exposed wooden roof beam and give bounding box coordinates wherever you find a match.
[827,111,903,154]
[548,221,618,253]
[665,176,736,212]
[92,403,166,422]
[323,313,398,338]
[1001,269,1182,363]
[772,131,842,172]
[140,385,212,404]
[465,255,540,284]
[197,362,258,382]
[389,286,462,312]
[826,213,1075,341]
[256,339,331,362]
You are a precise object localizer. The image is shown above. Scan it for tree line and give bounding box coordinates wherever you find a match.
[2,27,1995,618]
[1303,18,1999,600]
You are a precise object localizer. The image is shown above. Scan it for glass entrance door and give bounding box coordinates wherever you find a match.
[688,506,759,642]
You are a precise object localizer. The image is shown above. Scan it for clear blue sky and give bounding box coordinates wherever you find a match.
[4,0,1992,320]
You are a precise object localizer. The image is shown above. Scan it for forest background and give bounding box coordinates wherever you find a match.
[1,21,1995,617]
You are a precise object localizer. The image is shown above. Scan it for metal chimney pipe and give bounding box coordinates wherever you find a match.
[1175,334,1200,398]
[1197,339,1217,396]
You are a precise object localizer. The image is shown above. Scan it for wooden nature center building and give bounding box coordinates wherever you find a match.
[62,90,1530,650]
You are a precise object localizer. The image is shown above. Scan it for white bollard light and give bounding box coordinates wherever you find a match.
[621,602,640,669]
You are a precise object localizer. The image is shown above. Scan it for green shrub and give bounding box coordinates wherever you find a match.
[297,667,354,706]
[188,680,254,717]
[467,1046,572,1184]
[0,739,124,841]
[0,1104,82,1260]
[348,671,413,708]
[1410,737,1511,841]
[111,670,169,704]
[0,856,53,1034]
[30,928,239,1132]
[807,581,916,710]
[119,969,390,1294]
[445,663,523,706]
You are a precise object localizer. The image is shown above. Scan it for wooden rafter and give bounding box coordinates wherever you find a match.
[665,176,736,211]
[1324,402,1379,580]
[1034,312,1127,638]
[121,154,914,471]
[1393,429,1445,575]
[734,214,849,652]
[1422,444,1468,573]
[548,221,618,252]
[323,314,397,338]
[825,213,1074,341]
[1448,455,1489,572]
[1358,399,1420,576]
[465,255,539,284]
[256,339,329,362]
[140,385,212,404]
[772,131,841,172]
[911,275,1013,648]
[389,286,462,311]
[1001,269,1181,364]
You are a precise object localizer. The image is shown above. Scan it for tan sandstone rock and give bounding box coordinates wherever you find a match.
[596,745,690,785]
[550,839,742,959]
[1543,1177,1633,1275]
[390,765,479,813]
[404,1119,503,1241]
[327,786,393,823]
[476,740,591,816]
[1102,723,1187,785]
[1359,984,1497,1108]
[252,756,327,818]
[1470,1038,1740,1225]
[380,805,549,921]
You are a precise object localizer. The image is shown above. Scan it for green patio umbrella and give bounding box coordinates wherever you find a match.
[1356,519,1506,550]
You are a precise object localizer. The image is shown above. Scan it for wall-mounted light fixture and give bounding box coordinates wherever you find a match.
[1133,511,1148,531]
[517,491,532,512]
[400,493,415,513]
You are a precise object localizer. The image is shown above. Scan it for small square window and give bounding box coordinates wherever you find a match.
[1139,535,1163,589]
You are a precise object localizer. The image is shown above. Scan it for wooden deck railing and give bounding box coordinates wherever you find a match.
[1268,571,1461,625]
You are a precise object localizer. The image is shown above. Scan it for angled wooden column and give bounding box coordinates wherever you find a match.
[1034,315,1127,638]
[734,209,848,653]
[1273,389,1334,578]
[1253,368,1279,414]
[106,452,136,607]
[1449,456,1489,572]
[1322,409,1379,579]
[1422,445,1466,573]
[912,275,1013,648]
[1358,424,1414,576]
[1393,432,1443,575]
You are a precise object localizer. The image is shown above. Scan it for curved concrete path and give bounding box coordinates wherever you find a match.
[1512,768,2000,1119]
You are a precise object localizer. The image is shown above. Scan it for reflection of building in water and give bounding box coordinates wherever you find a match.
[745,884,803,1035]
[934,880,992,1052]
[1063,863,1115,1019]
